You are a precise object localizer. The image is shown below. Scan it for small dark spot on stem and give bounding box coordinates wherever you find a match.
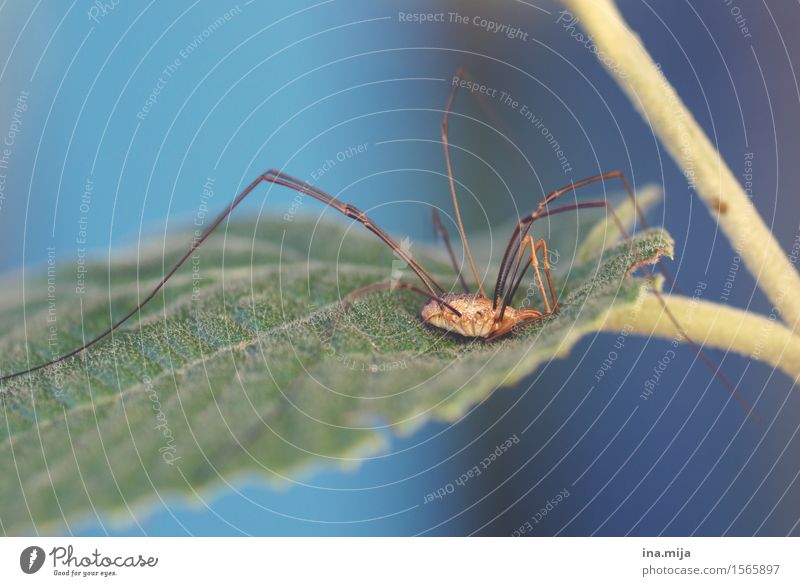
[711,197,728,215]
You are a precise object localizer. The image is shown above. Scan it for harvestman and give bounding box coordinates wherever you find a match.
[0,69,757,420]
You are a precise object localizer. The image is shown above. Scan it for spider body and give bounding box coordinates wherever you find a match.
[421,293,542,339]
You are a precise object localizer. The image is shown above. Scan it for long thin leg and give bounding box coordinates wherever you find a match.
[486,238,559,342]
[499,200,627,317]
[494,170,676,309]
[537,237,559,314]
[343,280,461,316]
[264,170,447,296]
[494,171,641,310]
[588,170,677,291]
[432,209,469,293]
[441,66,487,296]
[496,194,759,422]
[0,169,452,383]
[447,67,511,142]
[517,235,549,314]
[515,235,557,315]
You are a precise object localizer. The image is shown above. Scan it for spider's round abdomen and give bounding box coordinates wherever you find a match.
[421,293,520,338]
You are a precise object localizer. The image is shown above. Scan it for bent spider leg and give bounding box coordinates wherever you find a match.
[1,172,263,383]
[601,170,678,292]
[494,170,673,310]
[431,209,469,293]
[536,237,559,314]
[0,169,450,383]
[486,235,558,341]
[485,308,545,341]
[493,172,630,310]
[441,67,487,296]
[262,169,446,296]
[506,234,557,316]
[499,200,623,318]
[343,280,461,317]
[447,66,512,151]
[438,65,523,297]
[499,197,760,422]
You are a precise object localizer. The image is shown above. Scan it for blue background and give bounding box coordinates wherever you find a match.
[0,0,798,535]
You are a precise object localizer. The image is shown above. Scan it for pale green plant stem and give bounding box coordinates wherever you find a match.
[561,0,800,331]
[599,292,800,382]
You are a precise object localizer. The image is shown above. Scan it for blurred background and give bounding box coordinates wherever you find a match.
[0,0,798,535]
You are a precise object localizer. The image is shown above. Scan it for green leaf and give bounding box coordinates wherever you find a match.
[0,217,673,534]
